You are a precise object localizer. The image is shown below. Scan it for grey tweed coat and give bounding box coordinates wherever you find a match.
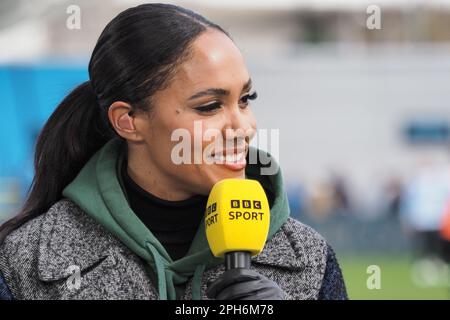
[0,199,347,300]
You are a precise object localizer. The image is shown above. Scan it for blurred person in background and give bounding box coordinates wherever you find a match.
[440,200,450,263]
[309,181,336,221]
[383,176,404,218]
[400,158,450,264]
[0,3,346,300]
[286,181,307,220]
[439,146,450,265]
[330,174,352,218]
[308,174,353,221]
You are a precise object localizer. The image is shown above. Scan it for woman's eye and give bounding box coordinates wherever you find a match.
[194,102,222,113]
[193,91,258,113]
[239,91,258,107]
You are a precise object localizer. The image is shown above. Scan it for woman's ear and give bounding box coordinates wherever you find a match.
[118,111,135,131]
[108,101,143,142]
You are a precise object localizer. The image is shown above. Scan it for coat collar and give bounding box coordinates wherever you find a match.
[253,225,303,270]
[37,199,121,281]
[37,199,304,282]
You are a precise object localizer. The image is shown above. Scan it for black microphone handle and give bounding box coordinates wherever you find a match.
[224,251,251,270]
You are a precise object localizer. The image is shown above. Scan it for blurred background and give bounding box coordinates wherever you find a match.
[1,0,450,299]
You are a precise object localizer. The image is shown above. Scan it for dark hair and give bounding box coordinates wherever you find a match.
[0,3,229,243]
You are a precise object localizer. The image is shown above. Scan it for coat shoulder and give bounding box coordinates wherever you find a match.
[0,199,103,299]
[281,217,329,264]
[0,199,78,260]
[0,198,155,300]
[282,217,328,248]
[0,209,45,299]
[254,216,329,270]
[0,207,46,273]
[250,217,345,299]
[0,200,62,298]
[281,217,347,300]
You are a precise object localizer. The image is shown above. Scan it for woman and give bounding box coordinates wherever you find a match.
[0,3,347,300]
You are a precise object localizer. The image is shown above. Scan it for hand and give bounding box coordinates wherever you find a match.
[206,268,284,300]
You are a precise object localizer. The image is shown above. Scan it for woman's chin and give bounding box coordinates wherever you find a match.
[211,167,246,183]
[196,164,247,193]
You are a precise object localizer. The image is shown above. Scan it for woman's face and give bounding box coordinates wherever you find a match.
[129,29,257,199]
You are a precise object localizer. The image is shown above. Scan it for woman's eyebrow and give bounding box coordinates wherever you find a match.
[188,88,229,100]
[188,78,252,100]
[242,78,252,92]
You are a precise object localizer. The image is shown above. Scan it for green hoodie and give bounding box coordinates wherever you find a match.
[62,138,290,300]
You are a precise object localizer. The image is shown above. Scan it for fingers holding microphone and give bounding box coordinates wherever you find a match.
[206,268,285,300]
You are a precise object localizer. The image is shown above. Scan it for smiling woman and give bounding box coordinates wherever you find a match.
[110,28,259,200]
[0,3,347,300]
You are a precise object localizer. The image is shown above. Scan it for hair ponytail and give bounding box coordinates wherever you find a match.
[0,81,115,242]
[0,3,229,243]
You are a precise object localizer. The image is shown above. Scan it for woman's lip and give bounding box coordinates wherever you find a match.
[209,150,246,163]
[206,150,247,170]
[220,157,247,171]
[211,148,247,157]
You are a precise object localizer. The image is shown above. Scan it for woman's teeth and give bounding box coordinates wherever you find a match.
[212,152,245,163]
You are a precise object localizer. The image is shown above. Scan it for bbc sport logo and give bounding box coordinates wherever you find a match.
[230,199,262,210]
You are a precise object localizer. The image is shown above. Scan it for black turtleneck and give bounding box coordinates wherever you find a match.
[120,160,207,261]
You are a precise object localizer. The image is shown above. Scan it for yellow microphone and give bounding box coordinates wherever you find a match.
[205,178,270,270]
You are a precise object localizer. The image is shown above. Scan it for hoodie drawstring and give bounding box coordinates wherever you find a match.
[192,264,206,300]
[146,242,167,300]
[146,242,207,300]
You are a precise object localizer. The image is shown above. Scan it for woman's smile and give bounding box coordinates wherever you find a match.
[207,146,248,171]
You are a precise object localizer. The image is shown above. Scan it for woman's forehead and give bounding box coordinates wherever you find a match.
[171,30,250,94]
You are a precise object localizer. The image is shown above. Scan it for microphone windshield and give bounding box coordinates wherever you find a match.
[205,178,270,258]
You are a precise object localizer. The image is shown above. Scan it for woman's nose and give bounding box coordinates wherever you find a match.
[221,108,255,141]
